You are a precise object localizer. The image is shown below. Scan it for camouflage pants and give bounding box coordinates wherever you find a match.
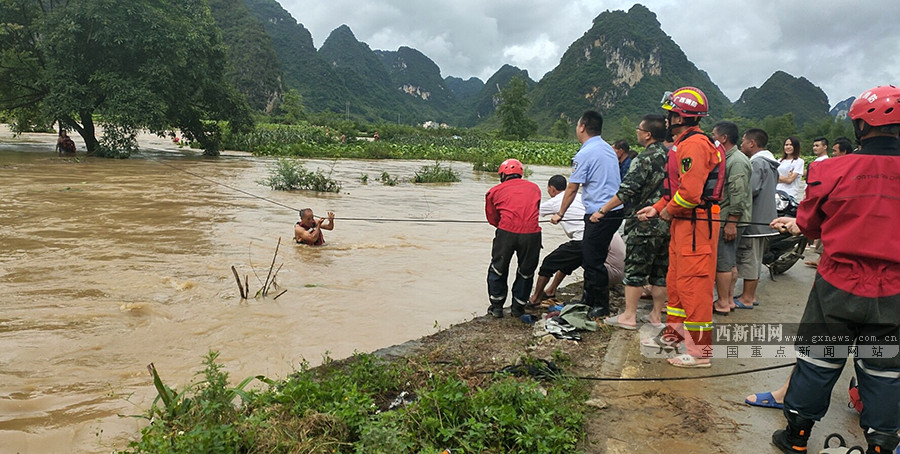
[623,234,669,287]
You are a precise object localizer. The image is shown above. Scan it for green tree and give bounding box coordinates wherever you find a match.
[551,116,570,140]
[277,89,306,124]
[0,0,252,156]
[496,76,537,140]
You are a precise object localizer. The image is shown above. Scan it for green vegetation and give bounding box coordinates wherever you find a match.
[123,352,587,453]
[378,171,400,186]
[0,0,253,156]
[497,76,538,140]
[259,158,342,192]
[413,162,461,183]
[208,0,282,113]
[224,122,579,171]
[733,71,831,127]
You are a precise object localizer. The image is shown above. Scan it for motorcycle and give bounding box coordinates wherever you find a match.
[763,190,808,278]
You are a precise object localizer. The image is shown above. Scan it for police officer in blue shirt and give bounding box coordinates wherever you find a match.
[551,110,624,319]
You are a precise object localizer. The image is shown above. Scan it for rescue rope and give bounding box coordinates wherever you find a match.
[158,161,784,228]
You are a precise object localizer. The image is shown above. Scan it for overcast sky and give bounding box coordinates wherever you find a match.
[279,0,900,108]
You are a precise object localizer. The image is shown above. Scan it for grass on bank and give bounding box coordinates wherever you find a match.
[222,122,580,173]
[122,351,588,454]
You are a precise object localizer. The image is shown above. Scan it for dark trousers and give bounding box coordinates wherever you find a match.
[487,229,541,310]
[581,212,623,316]
[784,274,900,436]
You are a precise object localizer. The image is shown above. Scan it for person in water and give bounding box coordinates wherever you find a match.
[294,208,334,246]
[56,130,76,155]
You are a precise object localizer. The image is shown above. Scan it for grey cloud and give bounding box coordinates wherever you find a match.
[280,0,899,107]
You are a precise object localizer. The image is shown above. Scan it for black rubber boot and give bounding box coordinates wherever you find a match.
[510,301,525,318]
[864,429,900,454]
[488,305,504,318]
[772,411,814,453]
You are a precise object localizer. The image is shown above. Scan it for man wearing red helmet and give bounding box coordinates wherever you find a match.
[636,86,722,368]
[484,158,542,318]
[769,85,900,454]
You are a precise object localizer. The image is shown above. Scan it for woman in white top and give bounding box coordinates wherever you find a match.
[776,136,804,198]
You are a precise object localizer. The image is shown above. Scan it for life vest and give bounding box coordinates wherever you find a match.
[662,130,725,208]
[296,221,324,246]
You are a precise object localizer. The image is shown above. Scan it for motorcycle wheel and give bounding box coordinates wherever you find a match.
[769,237,809,275]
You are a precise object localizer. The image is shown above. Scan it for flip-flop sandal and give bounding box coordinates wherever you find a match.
[745,391,784,409]
[603,315,637,330]
[668,354,711,368]
[733,298,754,309]
[713,308,730,316]
[639,313,664,328]
[640,335,681,351]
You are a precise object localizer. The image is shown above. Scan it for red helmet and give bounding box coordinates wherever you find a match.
[661,86,709,117]
[498,158,524,176]
[849,85,900,127]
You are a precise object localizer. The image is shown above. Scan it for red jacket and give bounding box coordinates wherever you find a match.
[798,136,900,297]
[485,177,541,234]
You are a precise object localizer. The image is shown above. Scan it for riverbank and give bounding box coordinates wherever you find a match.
[1,126,862,453]
[123,259,866,453]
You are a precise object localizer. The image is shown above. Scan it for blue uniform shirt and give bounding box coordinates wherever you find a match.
[569,135,622,214]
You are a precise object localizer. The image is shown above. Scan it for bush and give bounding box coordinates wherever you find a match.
[413,161,461,183]
[259,158,342,193]
[97,124,139,158]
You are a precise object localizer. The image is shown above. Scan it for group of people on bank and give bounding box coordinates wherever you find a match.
[483,84,900,454]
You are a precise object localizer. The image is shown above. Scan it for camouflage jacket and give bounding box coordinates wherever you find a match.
[616,141,669,237]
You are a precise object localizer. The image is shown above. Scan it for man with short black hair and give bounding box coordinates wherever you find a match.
[613,139,633,178]
[551,111,623,320]
[711,121,751,315]
[832,137,853,156]
[597,114,670,329]
[812,137,830,163]
[733,129,779,309]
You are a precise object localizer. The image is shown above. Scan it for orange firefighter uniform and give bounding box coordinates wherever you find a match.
[651,125,721,359]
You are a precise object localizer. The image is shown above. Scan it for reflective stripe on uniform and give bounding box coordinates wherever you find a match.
[856,358,900,379]
[489,295,505,302]
[796,354,844,370]
[666,306,686,317]
[673,191,698,209]
[684,321,713,332]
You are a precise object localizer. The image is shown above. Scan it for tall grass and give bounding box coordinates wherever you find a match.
[413,162,461,183]
[122,352,588,454]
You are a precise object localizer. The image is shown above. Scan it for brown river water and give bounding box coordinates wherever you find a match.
[0,130,573,452]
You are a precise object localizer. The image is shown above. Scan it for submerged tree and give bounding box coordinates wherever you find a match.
[0,0,252,156]
[496,76,537,140]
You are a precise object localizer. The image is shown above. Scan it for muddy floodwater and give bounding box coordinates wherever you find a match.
[0,132,573,452]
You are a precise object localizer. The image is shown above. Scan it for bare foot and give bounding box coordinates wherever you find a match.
[712,299,732,313]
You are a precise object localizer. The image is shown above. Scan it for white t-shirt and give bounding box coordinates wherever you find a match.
[540,192,585,241]
[813,155,829,163]
[776,158,805,197]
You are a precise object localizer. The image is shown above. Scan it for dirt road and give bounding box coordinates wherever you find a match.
[589,256,863,453]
